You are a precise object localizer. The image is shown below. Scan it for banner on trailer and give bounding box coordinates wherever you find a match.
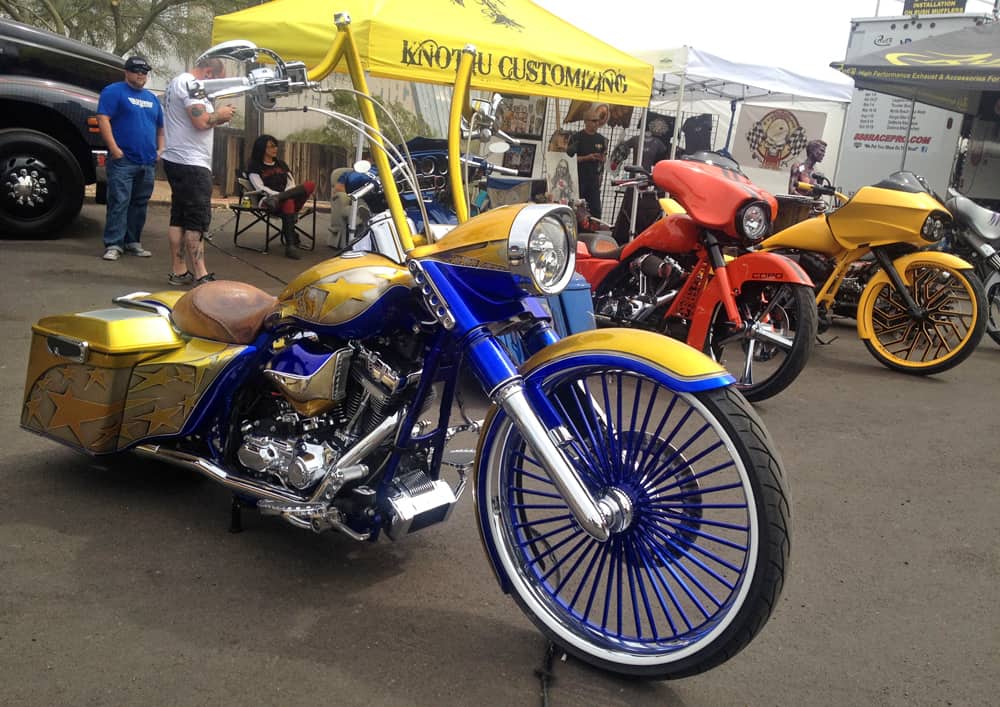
[733,105,828,171]
[903,0,966,15]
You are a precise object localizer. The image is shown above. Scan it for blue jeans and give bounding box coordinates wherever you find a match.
[103,157,155,249]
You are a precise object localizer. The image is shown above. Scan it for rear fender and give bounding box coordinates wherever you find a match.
[473,328,733,591]
[685,252,814,348]
[856,251,974,340]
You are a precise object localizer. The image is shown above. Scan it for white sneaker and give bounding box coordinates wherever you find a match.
[125,243,152,257]
[102,247,122,261]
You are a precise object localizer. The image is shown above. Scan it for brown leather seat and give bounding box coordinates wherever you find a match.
[171,280,278,344]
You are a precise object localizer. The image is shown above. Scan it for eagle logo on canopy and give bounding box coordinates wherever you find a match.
[451,0,523,30]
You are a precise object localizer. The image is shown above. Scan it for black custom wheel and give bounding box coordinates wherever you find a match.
[704,282,817,402]
[0,129,85,238]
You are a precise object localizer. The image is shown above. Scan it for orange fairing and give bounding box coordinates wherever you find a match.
[652,161,777,237]
[623,213,701,259]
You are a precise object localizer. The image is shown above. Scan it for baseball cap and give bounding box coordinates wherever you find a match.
[124,56,152,73]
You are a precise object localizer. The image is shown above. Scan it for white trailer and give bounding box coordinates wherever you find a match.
[834,13,992,197]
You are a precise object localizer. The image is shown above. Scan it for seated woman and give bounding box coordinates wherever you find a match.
[246,134,315,259]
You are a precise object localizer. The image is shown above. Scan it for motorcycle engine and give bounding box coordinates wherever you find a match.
[797,251,835,289]
[834,260,877,317]
[235,336,424,493]
[595,253,687,326]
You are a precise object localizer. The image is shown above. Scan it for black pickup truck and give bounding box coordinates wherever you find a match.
[0,18,123,237]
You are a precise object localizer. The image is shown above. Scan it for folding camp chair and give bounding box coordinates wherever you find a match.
[230,172,317,254]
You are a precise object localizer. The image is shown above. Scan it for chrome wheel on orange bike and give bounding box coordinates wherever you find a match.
[704,282,817,403]
[861,261,985,375]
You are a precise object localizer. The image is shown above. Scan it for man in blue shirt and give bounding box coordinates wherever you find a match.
[97,55,164,261]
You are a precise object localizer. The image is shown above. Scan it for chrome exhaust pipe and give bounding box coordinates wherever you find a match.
[134,410,403,507]
[631,291,678,321]
[135,445,309,504]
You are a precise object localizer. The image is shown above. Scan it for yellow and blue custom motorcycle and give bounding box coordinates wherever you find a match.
[20,28,790,679]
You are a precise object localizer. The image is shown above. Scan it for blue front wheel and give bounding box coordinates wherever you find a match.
[478,358,790,679]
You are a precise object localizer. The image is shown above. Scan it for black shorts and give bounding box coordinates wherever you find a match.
[163,160,212,233]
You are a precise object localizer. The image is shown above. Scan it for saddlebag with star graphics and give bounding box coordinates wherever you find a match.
[22,306,245,454]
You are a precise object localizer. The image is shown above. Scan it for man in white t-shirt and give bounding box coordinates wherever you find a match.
[161,56,236,286]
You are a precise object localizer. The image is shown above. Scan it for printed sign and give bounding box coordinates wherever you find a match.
[837,89,960,196]
[902,0,967,15]
[732,106,828,171]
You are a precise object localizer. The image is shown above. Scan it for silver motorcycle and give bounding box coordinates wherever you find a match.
[944,189,1000,345]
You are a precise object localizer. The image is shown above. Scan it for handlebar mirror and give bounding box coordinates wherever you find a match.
[195,40,259,65]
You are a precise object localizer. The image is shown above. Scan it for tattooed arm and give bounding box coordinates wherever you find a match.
[187,102,236,130]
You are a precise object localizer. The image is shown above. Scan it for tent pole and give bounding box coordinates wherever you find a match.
[722,99,738,153]
[831,98,852,192]
[628,108,648,239]
[669,60,686,160]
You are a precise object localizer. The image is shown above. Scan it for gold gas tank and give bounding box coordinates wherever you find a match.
[275,252,413,334]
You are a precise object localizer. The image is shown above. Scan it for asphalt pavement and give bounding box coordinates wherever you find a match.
[0,200,997,706]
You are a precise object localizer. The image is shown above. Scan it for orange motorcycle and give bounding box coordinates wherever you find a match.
[576,154,818,402]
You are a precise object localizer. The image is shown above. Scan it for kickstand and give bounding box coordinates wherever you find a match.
[229,496,243,534]
[816,333,839,345]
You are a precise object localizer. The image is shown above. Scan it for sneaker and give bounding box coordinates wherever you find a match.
[168,271,194,286]
[125,243,152,257]
[102,247,123,261]
[194,273,216,286]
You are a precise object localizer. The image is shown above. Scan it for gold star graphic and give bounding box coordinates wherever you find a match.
[175,366,195,386]
[136,405,180,435]
[180,392,200,419]
[124,395,161,412]
[84,368,109,391]
[131,366,179,392]
[91,422,120,451]
[24,392,46,428]
[319,280,376,318]
[47,388,124,447]
[59,365,78,386]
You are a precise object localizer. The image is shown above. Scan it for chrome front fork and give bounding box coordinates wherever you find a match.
[493,380,631,542]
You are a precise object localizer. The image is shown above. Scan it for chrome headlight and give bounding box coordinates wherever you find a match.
[736,200,772,242]
[508,204,577,295]
[921,211,950,242]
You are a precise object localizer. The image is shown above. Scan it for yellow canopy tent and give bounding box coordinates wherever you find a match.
[211,0,652,107]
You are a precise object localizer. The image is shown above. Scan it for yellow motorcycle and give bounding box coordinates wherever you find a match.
[761,172,985,374]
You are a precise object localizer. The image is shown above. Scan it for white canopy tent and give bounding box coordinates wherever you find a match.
[639,47,854,106]
[633,46,854,195]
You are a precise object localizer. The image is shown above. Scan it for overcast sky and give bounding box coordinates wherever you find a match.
[533,0,997,82]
